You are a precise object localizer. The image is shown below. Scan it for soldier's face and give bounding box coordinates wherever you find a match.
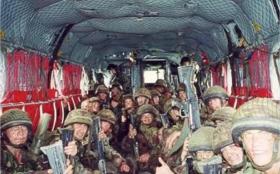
[124,98,134,109]
[170,108,180,121]
[73,123,88,141]
[207,98,222,111]
[152,96,160,105]
[221,144,243,166]
[136,96,149,106]
[241,130,276,166]
[81,100,89,110]
[101,121,112,134]
[196,151,214,161]
[156,86,165,93]
[98,92,108,100]
[141,113,154,125]
[89,102,100,113]
[111,87,121,97]
[5,125,28,145]
[178,91,187,101]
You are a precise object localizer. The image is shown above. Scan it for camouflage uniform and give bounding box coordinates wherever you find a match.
[201,85,229,125]
[232,98,280,173]
[0,109,47,174]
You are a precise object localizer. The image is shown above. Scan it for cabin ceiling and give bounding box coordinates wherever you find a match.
[1,0,279,66]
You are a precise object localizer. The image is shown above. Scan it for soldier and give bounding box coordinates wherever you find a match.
[88,97,101,114]
[188,126,222,174]
[95,85,110,109]
[154,79,167,94]
[163,98,184,131]
[134,88,151,107]
[213,122,251,174]
[97,109,131,173]
[232,98,280,173]
[201,85,229,125]
[150,89,164,114]
[177,83,187,102]
[110,83,123,100]
[122,104,161,173]
[62,109,95,173]
[80,98,90,110]
[0,109,73,174]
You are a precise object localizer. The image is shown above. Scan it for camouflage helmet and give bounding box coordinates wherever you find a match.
[154,79,167,88]
[164,98,182,113]
[88,97,100,103]
[213,122,234,153]
[1,109,32,131]
[95,85,109,95]
[202,86,229,104]
[136,104,160,118]
[211,107,236,122]
[123,93,133,101]
[133,88,151,100]
[110,82,123,91]
[64,109,92,127]
[177,83,186,93]
[232,98,280,143]
[150,89,161,97]
[189,126,215,153]
[97,109,116,125]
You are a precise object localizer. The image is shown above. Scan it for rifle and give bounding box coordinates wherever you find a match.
[186,157,195,174]
[168,65,201,156]
[41,140,66,174]
[30,113,51,155]
[59,127,74,163]
[92,117,107,174]
[129,113,140,159]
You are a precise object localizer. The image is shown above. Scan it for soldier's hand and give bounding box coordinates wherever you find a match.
[155,157,174,174]
[128,125,137,139]
[138,153,150,163]
[98,130,107,140]
[165,131,181,152]
[64,159,73,174]
[64,141,77,157]
[119,162,130,172]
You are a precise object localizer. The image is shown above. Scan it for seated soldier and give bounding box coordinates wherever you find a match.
[133,88,151,107]
[188,126,222,174]
[122,104,162,173]
[95,85,110,109]
[0,109,73,174]
[213,121,254,174]
[150,89,164,114]
[163,98,184,130]
[88,97,101,114]
[96,109,131,173]
[80,98,90,110]
[201,85,229,125]
[232,98,280,174]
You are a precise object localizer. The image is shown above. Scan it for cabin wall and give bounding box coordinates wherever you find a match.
[0,48,83,131]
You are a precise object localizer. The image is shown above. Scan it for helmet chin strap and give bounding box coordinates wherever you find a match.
[243,138,280,171]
